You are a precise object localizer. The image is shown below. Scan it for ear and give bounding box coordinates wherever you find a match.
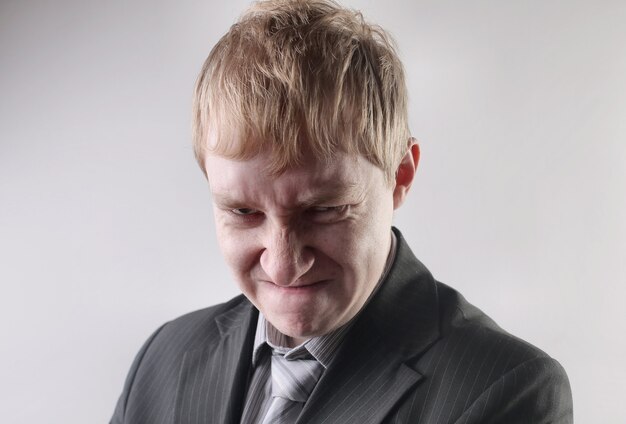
[393,138,420,210]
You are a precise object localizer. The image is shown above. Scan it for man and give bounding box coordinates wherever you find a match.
[111,0,573,423]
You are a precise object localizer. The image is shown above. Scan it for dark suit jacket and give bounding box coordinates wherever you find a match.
[111,228,573,423]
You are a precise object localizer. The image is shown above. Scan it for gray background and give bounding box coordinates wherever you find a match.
[1,0,624,422]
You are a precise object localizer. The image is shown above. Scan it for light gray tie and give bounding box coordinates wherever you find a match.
[261,352,324,424]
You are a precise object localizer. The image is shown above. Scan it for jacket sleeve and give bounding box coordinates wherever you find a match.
[454,356,573,424]
[110,324,166,424]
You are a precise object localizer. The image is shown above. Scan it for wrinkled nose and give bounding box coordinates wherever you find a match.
[260,226,314,286]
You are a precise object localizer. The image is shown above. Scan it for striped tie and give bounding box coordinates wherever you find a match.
[261,352,324,424]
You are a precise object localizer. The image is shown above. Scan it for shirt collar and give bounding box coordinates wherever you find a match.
[251,231,397,368]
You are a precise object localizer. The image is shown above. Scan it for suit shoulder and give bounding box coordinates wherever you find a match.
[407,282,572,422]
[148,294,252,352]
[111,295,256,423]
[435,280,551,362]
[165,294,250,330]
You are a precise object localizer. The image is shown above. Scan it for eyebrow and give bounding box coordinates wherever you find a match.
[211,181,362,208]
[300,184,362,206]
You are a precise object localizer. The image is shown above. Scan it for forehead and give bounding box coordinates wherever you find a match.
[204,152,375,205]
[204,122,356,177]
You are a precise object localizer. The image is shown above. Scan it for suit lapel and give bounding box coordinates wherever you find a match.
[297,229,441,423]
[175,299,258,424]
[296,330,424,424]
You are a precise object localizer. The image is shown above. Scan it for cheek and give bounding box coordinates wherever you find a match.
[214,221,259,277]
[315,208,392,283]
[314,222,372,270]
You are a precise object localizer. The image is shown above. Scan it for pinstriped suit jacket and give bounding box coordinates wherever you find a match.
[111,228,573,423]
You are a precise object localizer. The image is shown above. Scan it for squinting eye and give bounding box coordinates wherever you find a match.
[311,206,337,212]
[307,205,348,223]
[231,208,259,216]
[310,205,346,213]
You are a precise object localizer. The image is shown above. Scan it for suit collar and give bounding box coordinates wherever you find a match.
[363,227,440,358]
[297,227,441,423]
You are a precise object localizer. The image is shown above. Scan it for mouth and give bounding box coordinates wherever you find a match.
[265,279,330,293]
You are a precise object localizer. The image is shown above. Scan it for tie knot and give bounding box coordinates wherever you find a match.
[270,353,324,403]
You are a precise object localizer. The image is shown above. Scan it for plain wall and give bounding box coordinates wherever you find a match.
[1,0,624,422]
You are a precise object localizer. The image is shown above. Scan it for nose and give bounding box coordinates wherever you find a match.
[259,225,314,286]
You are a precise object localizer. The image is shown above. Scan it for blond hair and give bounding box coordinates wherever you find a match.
[192,0,410,182]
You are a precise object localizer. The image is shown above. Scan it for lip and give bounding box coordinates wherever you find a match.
[264,279,330,292]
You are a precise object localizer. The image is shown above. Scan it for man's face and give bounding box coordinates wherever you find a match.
[205,150,401,345]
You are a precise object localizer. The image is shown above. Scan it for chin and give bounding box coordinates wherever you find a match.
[272,315,325,339]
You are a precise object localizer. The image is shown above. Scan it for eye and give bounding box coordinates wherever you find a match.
[231,208,260,216]
[310,206,342,213]
[308,205,348,223]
